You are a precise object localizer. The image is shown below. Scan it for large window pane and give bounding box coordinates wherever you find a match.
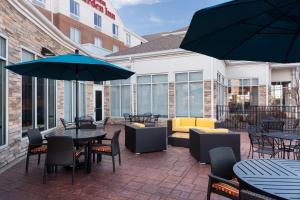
[0,37,5,58]
[0,61,4,145]
[37,78,46,131]
[121,85,130,115]
[79,83,86,117]
[22,50,34,136]
[64,81,72,122]
[111,86,120,116]
[176,83,188,116]
[48,80,56,128]
[152,83,168,117]
[137,84,151,114]
[190,82,203,117]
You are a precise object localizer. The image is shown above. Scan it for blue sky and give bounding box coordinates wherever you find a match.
[111,0,231,36]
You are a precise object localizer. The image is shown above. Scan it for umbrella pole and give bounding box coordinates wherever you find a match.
[76,62,79,134]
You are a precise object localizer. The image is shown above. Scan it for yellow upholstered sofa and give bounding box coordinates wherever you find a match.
[167,117,228,147]
[171,118,215,133]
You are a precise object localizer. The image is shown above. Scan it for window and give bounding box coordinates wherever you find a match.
[271,82,291,106]
[22,50,34,136]
[112,45,119,53]
[70,27,81,44]
[64,81,86,121]
[94,37,102,48]
[175,72,203,117]
[137,74,168,117]
[110,78,131,117]
[126,33,131,46]
[22,49,56,137]
[94,13,102,28]
[228,78,259,111]
[0,36,6,146]
[70,0,80,18]
[217,72,225,105]
[112,24,119,38]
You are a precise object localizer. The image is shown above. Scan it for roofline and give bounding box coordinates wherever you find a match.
[8,0,101,58]
[105,48,198,62]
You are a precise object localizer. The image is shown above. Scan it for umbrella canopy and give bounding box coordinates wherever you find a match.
[6,50,134,128]
[180,0,300,63]
[6,51,134,81]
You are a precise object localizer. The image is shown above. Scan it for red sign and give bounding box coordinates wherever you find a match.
[82,0,115,20]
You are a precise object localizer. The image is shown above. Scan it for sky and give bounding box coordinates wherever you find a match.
[110,0,231,36]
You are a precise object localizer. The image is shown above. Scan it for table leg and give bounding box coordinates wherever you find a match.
[87,142,92,174]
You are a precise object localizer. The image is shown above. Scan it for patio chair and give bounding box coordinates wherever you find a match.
[60,118,76,130]
[25,129,48,173]
[80,123,97,129]
[207,147,239,200]
[91,129,121,172]
[123,113,131,125]
[240,190,275,200]
[97,117,109,130]
[246,124,263,158]
[43,136,81,184]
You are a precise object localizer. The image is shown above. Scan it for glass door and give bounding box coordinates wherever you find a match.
[94,90,103,121]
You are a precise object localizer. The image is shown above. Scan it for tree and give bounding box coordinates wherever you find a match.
[290,66,300,106]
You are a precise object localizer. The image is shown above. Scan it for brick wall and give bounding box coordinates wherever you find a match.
[53,13,126,52]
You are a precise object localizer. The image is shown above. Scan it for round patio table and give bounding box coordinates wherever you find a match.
[233,159,300,200]
[46,129,106,173]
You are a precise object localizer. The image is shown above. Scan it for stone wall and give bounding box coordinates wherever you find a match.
[0,0,80,168]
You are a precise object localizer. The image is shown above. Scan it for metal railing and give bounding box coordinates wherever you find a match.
[216,105,300,131]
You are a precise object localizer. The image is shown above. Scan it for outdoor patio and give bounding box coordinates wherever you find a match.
[0,124,250,200]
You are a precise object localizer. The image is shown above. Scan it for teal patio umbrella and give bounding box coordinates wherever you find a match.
[6,50,134,130]
[181,0,300,63]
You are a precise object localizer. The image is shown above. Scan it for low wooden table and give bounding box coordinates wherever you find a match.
[234,159,300,200]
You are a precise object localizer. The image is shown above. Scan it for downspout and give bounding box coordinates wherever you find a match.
[266,63,270,106]
[129,56,135,114]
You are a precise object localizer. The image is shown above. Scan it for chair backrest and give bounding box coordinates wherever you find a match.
[27,129,43,146]
[209,147,237,180]
[123,113,130,119]
[80,123,97,129]
[240,190,275,200]
[46,136,74,166]
[294,119,300,129]
[103,117,109,127]
[111,129,121,155]
[60,118,67,129]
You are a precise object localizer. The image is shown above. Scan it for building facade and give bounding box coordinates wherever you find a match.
[105,28,300,123]
[30,0,146,57]
[0,0,97,169]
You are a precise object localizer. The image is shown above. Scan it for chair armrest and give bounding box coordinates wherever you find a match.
[102,138,112,141]
[208,174,239,188]
[29,143,46,148]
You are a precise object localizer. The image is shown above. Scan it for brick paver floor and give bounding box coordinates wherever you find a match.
[0,125,251,200]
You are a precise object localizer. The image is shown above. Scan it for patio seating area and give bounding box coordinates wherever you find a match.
[0,124,251,200]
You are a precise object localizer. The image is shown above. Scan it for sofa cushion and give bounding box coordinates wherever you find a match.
[132,122,145,128]
[196,118,214,128]
[172,118,181,129]
[173,126,197,133]
[171,132,189,139]
[180,118,196,126]
[197,128,229,133]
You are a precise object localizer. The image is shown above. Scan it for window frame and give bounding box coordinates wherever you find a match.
[64,80,87,121]
[70,0,80,19]
[94,13,102,29]
[0,33,8,149]
[112,24,119,38]
[110,78,131,117]
[94,37,102,48]
[136,73,169,118]
[70,27,81,44]
[21,47,57,138]
[174,71,204,117]
[227,77,259,111]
